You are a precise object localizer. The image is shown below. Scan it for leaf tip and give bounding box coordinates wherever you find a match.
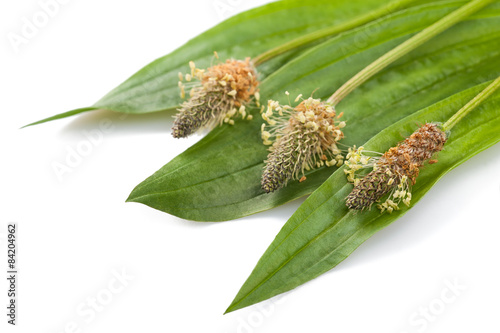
[224,291,256,314]
[21,107,98,128]
[223,301,239,315]
[125,191,140,203]
[21,119,48,129]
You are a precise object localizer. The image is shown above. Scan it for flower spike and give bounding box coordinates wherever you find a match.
[261,95,345,193]
[345,123,448,212]
[256,0,490,193]
[172,57,259,138]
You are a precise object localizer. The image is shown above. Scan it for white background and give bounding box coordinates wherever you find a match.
[1,0,500,332]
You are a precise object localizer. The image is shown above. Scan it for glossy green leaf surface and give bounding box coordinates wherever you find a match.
[225,82,500,312]
[26,0,409,127]
[127,1,500,221]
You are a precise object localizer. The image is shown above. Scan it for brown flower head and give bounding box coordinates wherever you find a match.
[345,123,448,212]
[261,95,345,193]
[172,57,259,138]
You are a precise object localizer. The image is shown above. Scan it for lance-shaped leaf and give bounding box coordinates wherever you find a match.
[225,81,500,313]
[25,0,413,126]
[127,2,500,221]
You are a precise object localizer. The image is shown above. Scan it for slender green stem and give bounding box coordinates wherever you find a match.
[327,0,493,105]
[252,0,417,66]
[443,77,500,131]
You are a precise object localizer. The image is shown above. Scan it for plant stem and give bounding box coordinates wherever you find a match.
[327,0,493,105]
[252,0,417,66]
[443,77,500,131]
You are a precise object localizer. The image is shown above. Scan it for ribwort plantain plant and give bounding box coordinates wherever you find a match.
[26,0,420,128]
[226,76,500,314]
[345,76,500,213]
[169,0,421,138]
[260,0,492,193]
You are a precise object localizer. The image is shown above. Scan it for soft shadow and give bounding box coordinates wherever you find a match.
[325,141,500,273]
[125,202,220,230]
[58,108,176,139]
[244,195,309,224]
[159,195,309,230]
[165,214,221,230]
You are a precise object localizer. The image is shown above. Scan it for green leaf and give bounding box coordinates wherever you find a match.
[127,1,500,221]
[225,81,500,313]
[22,107,98,128]
[26,0,408,126]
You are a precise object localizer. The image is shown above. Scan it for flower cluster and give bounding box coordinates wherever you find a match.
[345,123,448,212]
[172,57,260,138]
[260,94,346,193]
